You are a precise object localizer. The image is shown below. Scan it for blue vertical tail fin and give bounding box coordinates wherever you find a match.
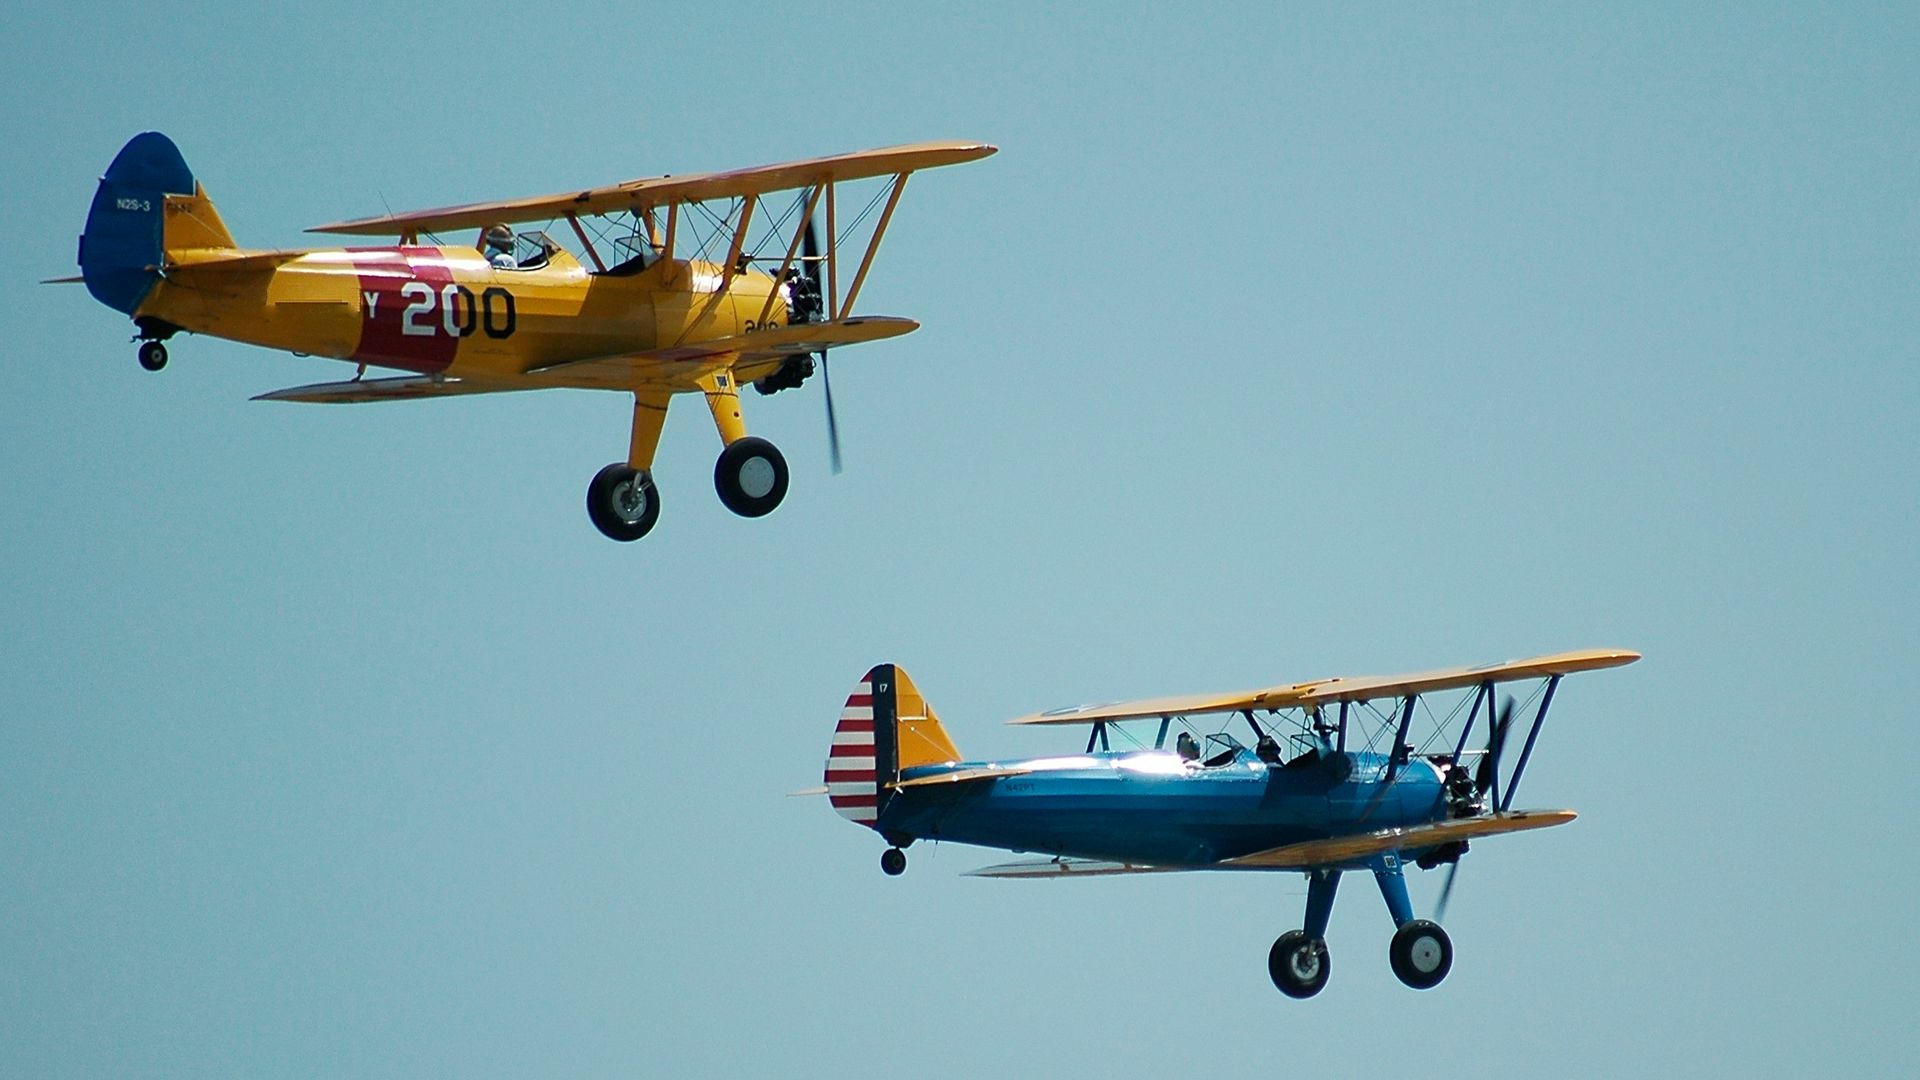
[79,132,208,315]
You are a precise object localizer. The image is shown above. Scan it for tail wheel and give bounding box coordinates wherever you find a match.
[586,463,660,542]
[1268,930,1330,998]
[137,341,168,371]
[1388,919,1453,989]
[714,437,788,518]
[880,847,907,876]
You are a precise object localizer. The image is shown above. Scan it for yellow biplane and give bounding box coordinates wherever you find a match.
[70,132,995,539]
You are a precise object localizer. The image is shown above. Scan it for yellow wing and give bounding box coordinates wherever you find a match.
[252,375,521,404]
[309,142,997,237]
[1007,648,1641,726]
[520,315,918,390]
[254,317,918,400]
[965,809,1577,877]
[1219,809,1577,870]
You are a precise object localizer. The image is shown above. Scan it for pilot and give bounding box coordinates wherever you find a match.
[1176,731,1200,763]
[1254,732,1283,764]
[484,223,518,269]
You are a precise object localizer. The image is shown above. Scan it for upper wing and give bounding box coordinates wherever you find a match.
[252,375,522,404]
[522,315,918,389]
[1007,648,1641,726]
[1220,809,1576,870]
[309,142,997,237]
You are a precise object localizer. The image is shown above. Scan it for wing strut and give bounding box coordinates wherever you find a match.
[1085,720,1109,754]
[1448,681,1494,766]
[566,213,606,272]
[756,184,824,328]
[1388,695,1416,773]
[839,174,908,318]
[675,195,757,345]
[1497,675,1560,811]
[1360,695,1419,822]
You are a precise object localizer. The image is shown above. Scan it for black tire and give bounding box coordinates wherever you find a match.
[880,848,907,876]
[1388,919,1453,989]
[1268,930,1330,998]
[586,463,660,542]
[138,341,168,371]
[713,437,788,518]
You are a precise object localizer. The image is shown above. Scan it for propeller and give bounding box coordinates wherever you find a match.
[798,214,842,473]
[1434,860,1463,923]
[1436,694,1518,922]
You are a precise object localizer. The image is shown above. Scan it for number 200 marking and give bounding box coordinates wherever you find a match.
[399,282,515,339]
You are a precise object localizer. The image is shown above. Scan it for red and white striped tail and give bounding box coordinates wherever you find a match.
[825,670,881,826]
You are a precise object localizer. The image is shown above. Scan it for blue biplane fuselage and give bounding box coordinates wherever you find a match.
[825,653,1639,997]
[882,745,1448,868]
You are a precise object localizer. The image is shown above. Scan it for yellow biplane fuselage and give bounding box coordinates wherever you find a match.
[78,131,993,540]
[150,245,789,391]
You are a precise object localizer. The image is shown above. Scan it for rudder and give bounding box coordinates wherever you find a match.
[80,132,235,316]
[823,664,962,828]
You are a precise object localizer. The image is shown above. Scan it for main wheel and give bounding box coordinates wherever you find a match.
[880,848,907,876]
[586,463,660,542]
[1388,919,1452,989]
[138,341,168,372]
[713,437,788,518]
[1268,930,1330,998]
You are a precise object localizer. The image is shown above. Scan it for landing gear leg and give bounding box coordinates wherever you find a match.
[699,369,789,517]
[586,392,670,542]
[1375,856,1452,989]
[1270,869,1340,998]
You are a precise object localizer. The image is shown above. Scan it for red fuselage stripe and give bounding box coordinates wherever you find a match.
[350,247,459,374]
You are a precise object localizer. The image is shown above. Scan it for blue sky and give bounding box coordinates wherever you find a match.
[2,3,1914,1076]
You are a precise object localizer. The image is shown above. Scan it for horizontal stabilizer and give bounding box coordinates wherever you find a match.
[1221,809,1577,870]
[252,375,521,404]
[41,275,85,285]
[890,764,1033,790]
[967,858,1175,879]
[163,248,305,281]
[787,785,829,797]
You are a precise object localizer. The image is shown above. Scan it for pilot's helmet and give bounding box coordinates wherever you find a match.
[485,223,514,250]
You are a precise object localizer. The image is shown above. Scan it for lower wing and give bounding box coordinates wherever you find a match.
[252,375,522,404]
[966,810,1576,878]
[524,315,919,388]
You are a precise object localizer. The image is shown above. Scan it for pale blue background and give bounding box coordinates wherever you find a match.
[3,3,1914,1076]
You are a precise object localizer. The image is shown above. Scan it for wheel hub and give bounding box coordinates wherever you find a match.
[1288,947,1322,981]
[612,479,649,523]
[738,456,777,499]
[1409,935,1444,973]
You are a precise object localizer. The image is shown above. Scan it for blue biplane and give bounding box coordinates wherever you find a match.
[815,648,1639,996]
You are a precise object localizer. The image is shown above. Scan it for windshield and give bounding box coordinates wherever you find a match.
[1201,732,1246,767]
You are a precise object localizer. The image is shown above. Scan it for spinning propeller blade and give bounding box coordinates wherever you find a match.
[800,214,843,473]
[822,353,843,474]
[1435,862,1461,922]
[1437,695,1516,923]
